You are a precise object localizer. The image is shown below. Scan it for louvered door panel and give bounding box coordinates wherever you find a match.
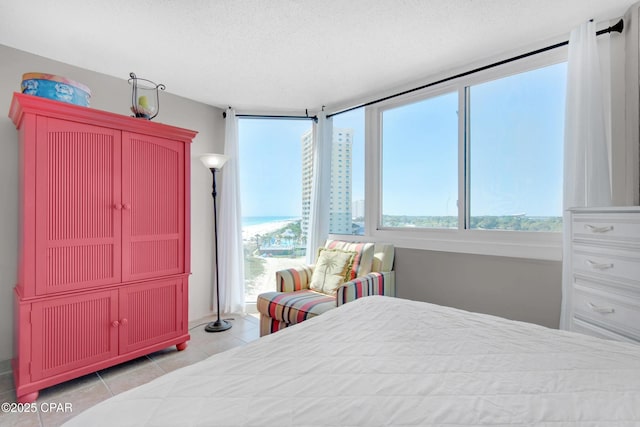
[35,117,122,294]
[118,278,183,354]
[30,290,119,381]
[122,132,184,281]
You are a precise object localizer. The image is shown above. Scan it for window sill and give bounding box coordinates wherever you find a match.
[330,228,562,261]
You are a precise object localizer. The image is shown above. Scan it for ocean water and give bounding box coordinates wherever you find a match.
[241,216,300,227]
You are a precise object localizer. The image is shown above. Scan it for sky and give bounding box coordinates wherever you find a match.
[238,109,365,218]
[238,61,566,220]
[238,118,308,217]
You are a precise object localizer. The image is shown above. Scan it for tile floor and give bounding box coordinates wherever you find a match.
[0,314,260,427]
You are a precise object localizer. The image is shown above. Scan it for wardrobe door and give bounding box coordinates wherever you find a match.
[30,289,119,381]
[35,117,122,295]
[118,278,185,354]
[121,132,185,281]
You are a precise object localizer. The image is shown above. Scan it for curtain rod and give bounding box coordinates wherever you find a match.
[223,109,318,122]
[327,18,624,119]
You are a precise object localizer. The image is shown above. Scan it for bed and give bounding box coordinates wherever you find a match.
[63,296,640,426]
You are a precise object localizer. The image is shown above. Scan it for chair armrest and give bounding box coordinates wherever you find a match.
[275,265,314,292]
[336,271,395,306]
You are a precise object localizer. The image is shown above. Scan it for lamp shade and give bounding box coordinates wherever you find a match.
[199,153,229,169]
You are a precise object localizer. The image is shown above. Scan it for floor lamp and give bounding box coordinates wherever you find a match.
[199,153,232,332]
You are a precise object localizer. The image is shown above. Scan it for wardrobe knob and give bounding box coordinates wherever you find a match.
[112,320,120,328]
[120,318,128,325]
[114,204,122,210]
[123,203,131,210]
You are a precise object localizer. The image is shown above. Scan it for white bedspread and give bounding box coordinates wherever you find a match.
[63,296,640,426]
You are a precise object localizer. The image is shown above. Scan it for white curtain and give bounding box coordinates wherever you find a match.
[305,112,333,264]
[560,21,612,329]
[217,108,246,314]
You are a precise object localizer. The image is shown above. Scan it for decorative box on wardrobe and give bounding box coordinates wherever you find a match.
[567,207,640,344]
[9,93,196,403]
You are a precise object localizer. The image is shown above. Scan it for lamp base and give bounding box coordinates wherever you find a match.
[204,319,232,333]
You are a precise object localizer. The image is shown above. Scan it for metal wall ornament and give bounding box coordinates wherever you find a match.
[128,72,165,120]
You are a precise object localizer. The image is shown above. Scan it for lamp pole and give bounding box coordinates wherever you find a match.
[200,154,232,333]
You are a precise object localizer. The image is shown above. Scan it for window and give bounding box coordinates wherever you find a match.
[238,111,366,302]
[381,91,459,228]
[468,63,565,231]
[378,60,566,234]
[239,119,311,302]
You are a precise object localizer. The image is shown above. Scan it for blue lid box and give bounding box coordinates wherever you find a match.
[21,73,91,107]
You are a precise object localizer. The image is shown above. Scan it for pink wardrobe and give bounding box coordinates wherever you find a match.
[9,93,195,403]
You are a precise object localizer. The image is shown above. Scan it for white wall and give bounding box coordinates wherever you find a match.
[395,249,562,328]
[0,44,225,365]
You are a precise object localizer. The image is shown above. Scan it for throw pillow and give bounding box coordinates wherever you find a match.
[309,248,356,295]
[324,240,375,280]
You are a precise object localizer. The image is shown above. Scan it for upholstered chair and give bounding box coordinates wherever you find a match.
[256,240,395,336]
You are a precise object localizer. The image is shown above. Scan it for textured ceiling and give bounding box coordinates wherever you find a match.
[0,0,636,114]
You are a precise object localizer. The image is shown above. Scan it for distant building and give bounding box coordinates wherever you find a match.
[301,130,314,236]
[301,128,353,235]
[352,199,365,220]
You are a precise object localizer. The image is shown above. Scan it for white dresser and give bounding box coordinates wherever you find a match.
[568,207,640,343]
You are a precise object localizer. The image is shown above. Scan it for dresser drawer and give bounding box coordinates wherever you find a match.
[571,318,639,343]
[573,245,640,286]
[571,213,640,248]
[572,285,640,340]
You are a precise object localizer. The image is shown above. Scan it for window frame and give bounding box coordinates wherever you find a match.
[343,48,568,261]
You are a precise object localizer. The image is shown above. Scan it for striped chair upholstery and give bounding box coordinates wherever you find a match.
[257,241,395,336]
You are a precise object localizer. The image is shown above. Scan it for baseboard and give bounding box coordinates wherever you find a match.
[245,302,258,314]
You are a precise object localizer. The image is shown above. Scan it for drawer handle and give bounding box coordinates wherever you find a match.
[587,302,615,314]
[585,259,614,270]
[584,224,614,233]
